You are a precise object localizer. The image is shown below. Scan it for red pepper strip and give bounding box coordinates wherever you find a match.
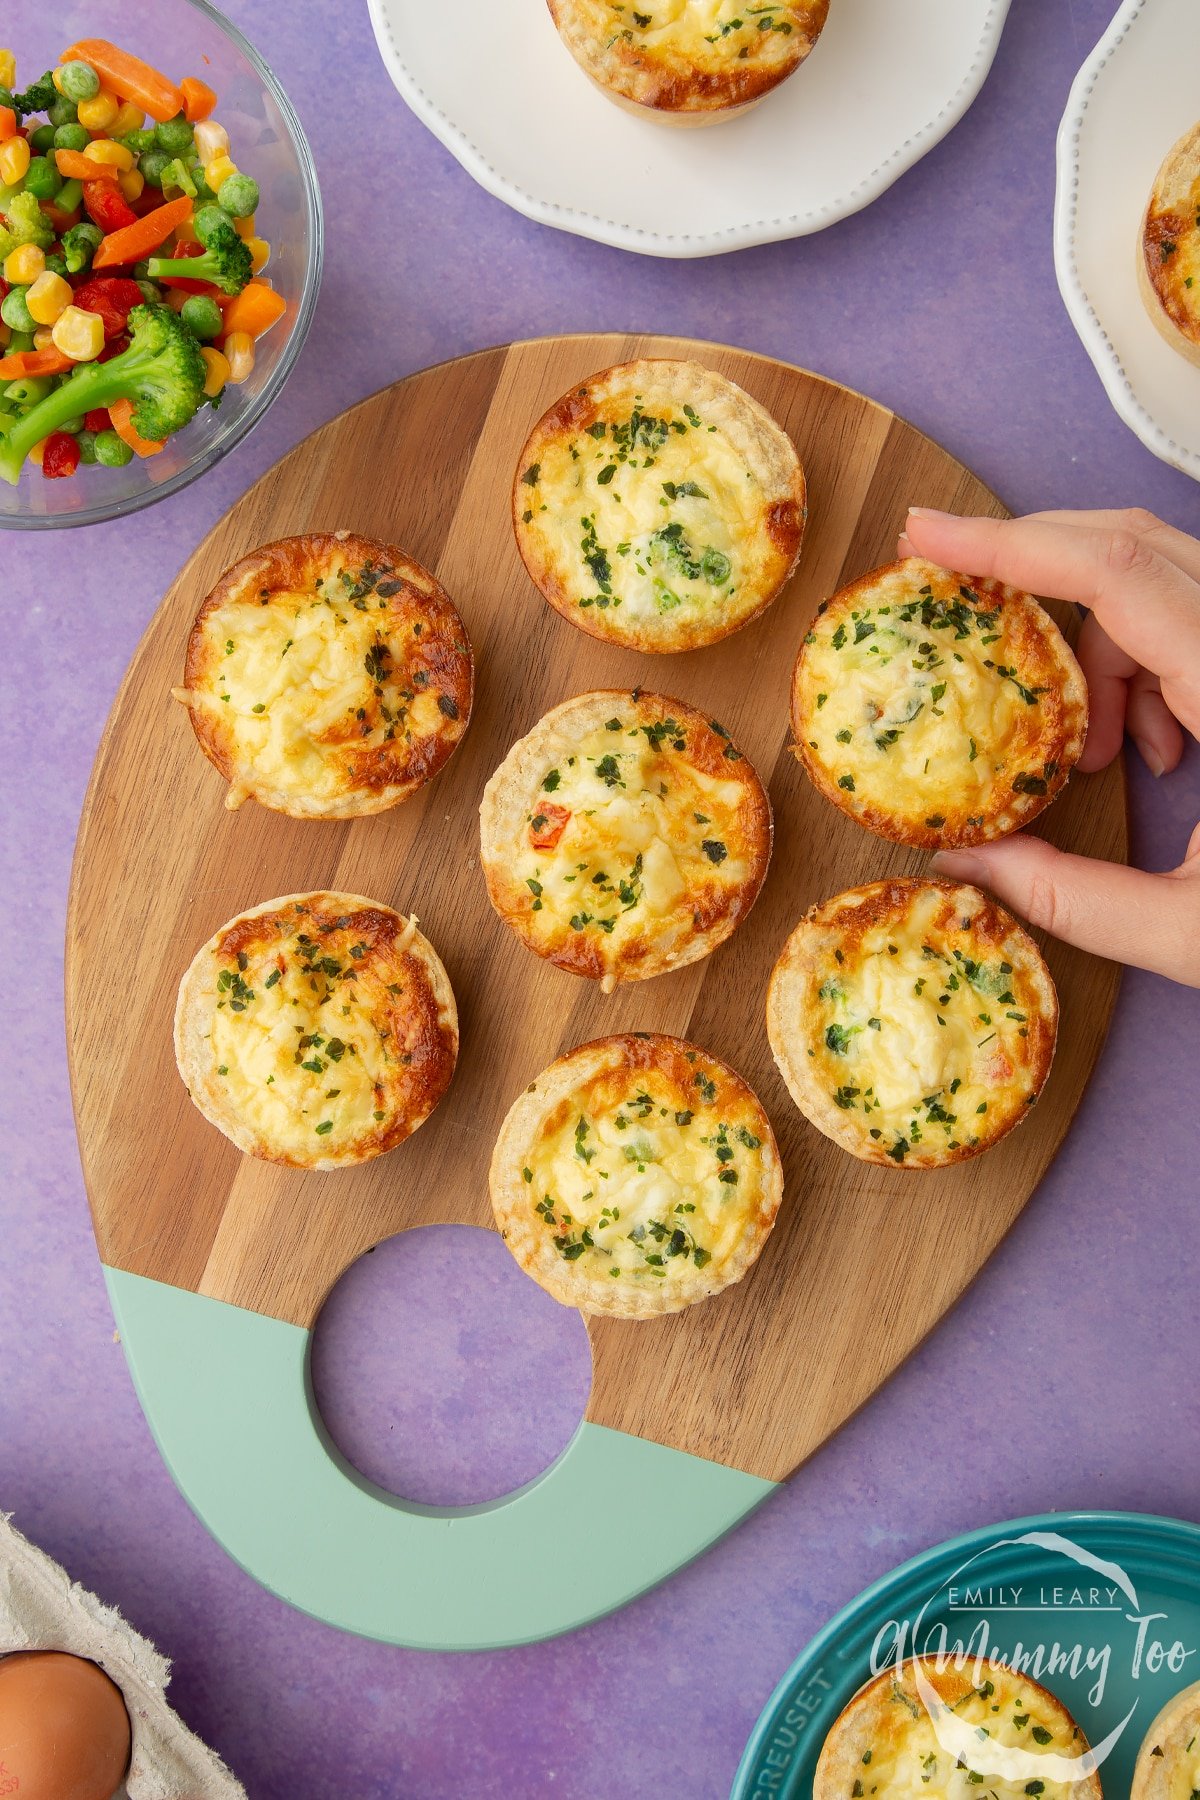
[82,180,138,235]
[96,332,129,364]
[529,804,571,851]
[43,432,81,479]
[71,276,144,339]
[84,408,111,432]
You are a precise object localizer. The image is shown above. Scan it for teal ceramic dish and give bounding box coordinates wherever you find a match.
[732,1511,1200,1797]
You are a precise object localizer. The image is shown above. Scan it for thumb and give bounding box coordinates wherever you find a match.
[929,835,1200,987]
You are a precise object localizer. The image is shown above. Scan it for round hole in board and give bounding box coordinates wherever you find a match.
[309,1224,592,1508]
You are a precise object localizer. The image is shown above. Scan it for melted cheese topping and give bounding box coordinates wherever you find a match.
[798,563,1065,836]
[805,887,1042,1163]
[522,397,765,636]
[1148,173,1200,338]
[572,0,810,72]
[830,1669,1088,1798]
[524,1056,769,1292]
[511,710,755,964]
[187,555,469,809]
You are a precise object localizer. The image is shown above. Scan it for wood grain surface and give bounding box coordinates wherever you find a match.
[66,334,1126,1483]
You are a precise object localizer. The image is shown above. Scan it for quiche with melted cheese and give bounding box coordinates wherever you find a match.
[546,0,830,124]
[766,878,1057,1169]
[791,558,1087,848]
[815,1659,1102,1799]
[490,1033,783,1316]
[514,361,805,652]
[174,892,458,1170]
[480,690,771,990]
[1139,122,1200,368]
[1132,1681,1200,1800]
[174,532,473,818]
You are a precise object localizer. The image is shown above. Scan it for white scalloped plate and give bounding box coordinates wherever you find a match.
[1055,0,1200,483]
[368,0,1011,259]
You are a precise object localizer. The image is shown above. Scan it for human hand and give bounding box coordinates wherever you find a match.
[894,507,1200,987]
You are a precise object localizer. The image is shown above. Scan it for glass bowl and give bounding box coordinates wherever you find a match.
[1,0,322,529]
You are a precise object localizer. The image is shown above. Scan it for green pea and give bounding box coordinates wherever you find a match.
[180,294,224,340]
[94,429,134,468]
[59,61,101,103]
[44,253,68,278]
[139,147,171,190]
[29,124,56,153]
[154,113,195,155]
[53,121,91,152]
[122,127,156,157]
[23,156,63,201]
[0,288,35,335]
[192,203,228,246]
[57,414,87,435]
[76,428,99,464]
[47,96,79,128]
[136,278,164,305]
[217,172,259,219]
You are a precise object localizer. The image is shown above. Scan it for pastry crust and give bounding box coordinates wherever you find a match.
[175,531,473,818]
[1131,1679,1200,1800]
[514,360,805,653]
[480,689,771,990]
[1139,121,1200,369]
[766,877,1058,1169]
[174,892,458,1169]
[546,0,830,121]
[490,1032,783,1316]
[790,558,1087,848]
[815,1658,1103,1798]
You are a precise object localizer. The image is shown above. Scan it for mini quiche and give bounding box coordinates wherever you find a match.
[513,360,805,653]
[1132,1680,1200,1800]
[791,558,1087,848]
[174,532,473,818]
[766,878,1057,1169]
[174,892,458,1170]
[490,1033,783,1316]
[1139,122,1200,368]
[815,1659,1103,1799]
[546,0,830,125]
[479,689,771,990]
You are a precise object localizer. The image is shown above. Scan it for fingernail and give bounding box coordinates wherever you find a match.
[896,534,914,557]
[930,849,987,882]
[907,506,956,521]
[1135,737,1165,778]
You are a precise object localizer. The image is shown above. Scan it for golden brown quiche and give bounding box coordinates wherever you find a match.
[766,878,1058,1169]
[790,557,1087,848]
[546,0,830,124]
[1139,122,1200,367]
[174,892,458,1169]
[815,1658,1103,1799]
[490,1033,783,1316]
[514,360,805,652]
[174,532,473,817]
[1132,1680,1200,1800]
[479,689,771,990]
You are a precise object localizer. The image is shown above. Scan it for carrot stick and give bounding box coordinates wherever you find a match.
[60,39,184,123]
[219,280,286,340]
[179,77,217,123]
[0,346,75,380]
[109,397,165,457]
[91,195,193,270]
[54,148,117,182]
[0,107,15,143]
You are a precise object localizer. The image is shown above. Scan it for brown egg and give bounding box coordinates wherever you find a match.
[0,1651,131,1800]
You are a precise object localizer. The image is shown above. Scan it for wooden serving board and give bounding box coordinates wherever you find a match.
[66,335,1126,1645]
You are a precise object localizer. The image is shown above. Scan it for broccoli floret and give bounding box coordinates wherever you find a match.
[12,71,57,117]
[0,305,206,485]
[144,221,252,297]
[61,220,104,275]
[0,192,54,260]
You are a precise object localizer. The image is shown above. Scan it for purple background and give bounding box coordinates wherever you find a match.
[3,1,1199,1794]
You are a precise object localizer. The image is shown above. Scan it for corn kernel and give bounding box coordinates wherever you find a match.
[0,52,15,90]
[51,304,105,361]
[32,326,54,350]
[193,119,229,163]
[3,243,45,285]
[52,66,67,94]
[204,152,237,191]
[118,167,145,202]
[86,137,134,171]
[0,135,30,184]
[28,438,48,467]
[77,88,120,131]
[111,99,145,137]
[247,237,270,275]
[224,331,254,384]
[26,271,73,325]
[200,345,230,397]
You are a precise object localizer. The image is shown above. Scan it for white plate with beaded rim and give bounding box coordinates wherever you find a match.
[368,0,1012,259]
[1055,0,1200,483]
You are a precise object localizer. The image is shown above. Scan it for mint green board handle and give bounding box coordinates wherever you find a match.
[106,1266,775,1650]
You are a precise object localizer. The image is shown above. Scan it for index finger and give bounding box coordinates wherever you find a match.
[903,509,1200,687]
